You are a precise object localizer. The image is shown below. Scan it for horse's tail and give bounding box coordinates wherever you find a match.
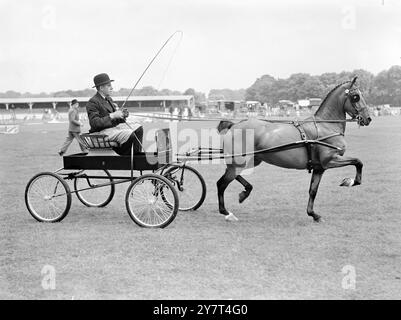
[217,120,234,135]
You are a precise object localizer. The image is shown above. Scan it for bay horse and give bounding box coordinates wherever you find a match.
[216,77,372,222]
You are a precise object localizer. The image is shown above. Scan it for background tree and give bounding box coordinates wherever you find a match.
[2,66,401,106]
[184,88,206,104]
[245,66,401,106]
[159,88,182,96]
[245,74,276,103]
[371,66,401,105]
[208,88,246,101]
[137,86,159,96]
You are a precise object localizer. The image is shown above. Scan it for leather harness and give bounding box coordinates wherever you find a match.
[292,118,343,173]
[292,120,316,173]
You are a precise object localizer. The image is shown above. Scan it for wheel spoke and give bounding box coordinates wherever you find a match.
[126,175,177,228]
[164,166,205,211]
[26,173,71,222]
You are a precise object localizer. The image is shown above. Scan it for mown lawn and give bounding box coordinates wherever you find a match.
[1,116,400,299]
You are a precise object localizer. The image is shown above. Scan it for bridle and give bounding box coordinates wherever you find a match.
[342,77,364,125]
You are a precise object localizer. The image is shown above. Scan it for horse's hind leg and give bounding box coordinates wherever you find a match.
[236,175,253,203]
[217,165,238,221]
[307,169,325,222]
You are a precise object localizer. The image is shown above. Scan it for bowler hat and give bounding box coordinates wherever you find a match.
[93,73,114,88]
[71,99,79,105]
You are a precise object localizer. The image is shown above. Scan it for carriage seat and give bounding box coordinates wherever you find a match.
[79,133,120,155]
[79,129,171,157]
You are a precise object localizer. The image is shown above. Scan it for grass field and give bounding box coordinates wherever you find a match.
[1,116,401,299]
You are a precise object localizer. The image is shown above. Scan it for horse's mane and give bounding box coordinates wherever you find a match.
[315,80,351,114]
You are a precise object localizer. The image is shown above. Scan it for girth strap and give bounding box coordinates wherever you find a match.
[293,120,314,173]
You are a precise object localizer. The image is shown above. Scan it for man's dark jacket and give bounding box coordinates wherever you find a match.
[86,92,125,133]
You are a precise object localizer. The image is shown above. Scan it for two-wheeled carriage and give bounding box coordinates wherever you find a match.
[25,129,206,228]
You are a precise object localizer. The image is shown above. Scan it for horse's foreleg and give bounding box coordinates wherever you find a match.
[217,166,238,221]
[236,175,253,203]
[307,169,325,222]
[324,155,363,186]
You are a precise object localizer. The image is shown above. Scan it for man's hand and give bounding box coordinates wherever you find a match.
[110,110,125,120]
[122,108,129,119]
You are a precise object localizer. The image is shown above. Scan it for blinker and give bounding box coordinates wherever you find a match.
[350,93,360,103]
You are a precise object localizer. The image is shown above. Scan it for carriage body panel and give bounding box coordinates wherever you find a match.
[65,127,172,170]
[63,152,169,171]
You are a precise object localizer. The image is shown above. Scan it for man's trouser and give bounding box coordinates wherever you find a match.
[60,131,87,154]
[113,127,144,156]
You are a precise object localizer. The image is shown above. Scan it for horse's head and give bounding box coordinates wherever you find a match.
[342,77,372,126]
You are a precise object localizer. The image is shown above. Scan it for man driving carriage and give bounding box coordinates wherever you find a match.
[86,73,144,155]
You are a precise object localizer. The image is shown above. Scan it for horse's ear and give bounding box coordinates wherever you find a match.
[350,76,358,88]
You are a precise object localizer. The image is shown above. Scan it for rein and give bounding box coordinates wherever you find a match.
[176,132,343,161]
[128,112,358,123]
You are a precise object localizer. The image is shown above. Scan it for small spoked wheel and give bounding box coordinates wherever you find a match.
[163,164,206,211]
[25,172,72,222]
[125,174,179,228]
[74,169,115,207]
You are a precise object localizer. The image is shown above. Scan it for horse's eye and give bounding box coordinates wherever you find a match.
[351,94,360,103]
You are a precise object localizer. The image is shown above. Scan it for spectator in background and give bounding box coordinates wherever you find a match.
[58,99,88,156]
[178,107,183,119]
[10,104,16,121]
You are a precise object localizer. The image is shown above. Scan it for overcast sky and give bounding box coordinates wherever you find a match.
[0,0,400,94]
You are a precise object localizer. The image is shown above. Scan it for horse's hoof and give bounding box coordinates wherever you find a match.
[312,214,321,223]
[225,212,239,222]
[340,178,354,187]
[239,192,246,203]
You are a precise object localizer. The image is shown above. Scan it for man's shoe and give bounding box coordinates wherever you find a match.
[58,151,64,156]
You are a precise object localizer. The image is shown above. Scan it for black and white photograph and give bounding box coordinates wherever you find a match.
[0,0,401,303]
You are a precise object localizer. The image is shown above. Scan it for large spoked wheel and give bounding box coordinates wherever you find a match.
[25,172,72,222]
[163,164,206,211]
[74,169,115,207]
[125,174,179,228]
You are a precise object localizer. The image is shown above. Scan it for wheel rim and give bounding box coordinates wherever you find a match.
[75,170,113,207]
[27,174,69,222]
[166,167,204,211]
[127,176,177,227]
